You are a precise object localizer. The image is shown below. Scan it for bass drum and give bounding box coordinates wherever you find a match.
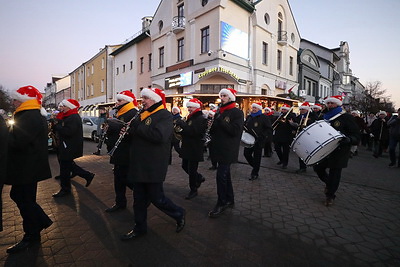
[291,120,343,166]
[241,132,255,148]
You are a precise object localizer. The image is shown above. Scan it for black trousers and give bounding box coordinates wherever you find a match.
[298,157,307,170]
[313,161,342,199]
[133,182,184,233]
[264,139,273,156]
[169,141,181,164]
[244,145,263,176]
[274,141,290,166]
[59,160,92,192]
[181,159,203,191]
[216,163,234,206]
[10,182,52,237]
[113,164,129,207]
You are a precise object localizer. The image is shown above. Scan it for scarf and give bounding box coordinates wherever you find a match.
[14,99,41,115]
[56,108,78,120]
[187,108,201,120]
[250,110,262,117]
[140,102,164,121]
[219,102,236,114]
[323,106,343,121]
[172,113,181,120]
[117,102,135,117]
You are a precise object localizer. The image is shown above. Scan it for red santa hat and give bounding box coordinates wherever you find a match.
[172,106,181,114]
[116,90,138,106]
[312,103,323,110]
[13,85,47,116]
[209,103,217,111]
[280,103,291,111]
[264,107,272,113]
[351,110,360,116]
[251,102,263,111]
[299,102,311,110]
[378,110,387,116]
[141,88,166,108]
[60,99,80,110]
[219,88,237,101]
[324,95,343,106]
[186,98,203,109]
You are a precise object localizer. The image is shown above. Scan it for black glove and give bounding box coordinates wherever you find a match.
[339,136,351,145]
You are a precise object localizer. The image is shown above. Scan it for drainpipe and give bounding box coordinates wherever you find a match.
[248,0,263,94]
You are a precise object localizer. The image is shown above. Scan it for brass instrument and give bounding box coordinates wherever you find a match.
[173,117,186,141]
[272,107,293,130]
[202,116,214,146]
[295,109,311,136]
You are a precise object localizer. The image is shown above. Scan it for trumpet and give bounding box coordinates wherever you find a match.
[173,117,186,141]
[202,116,214,146]
[107,108,142,156]
[295,109,311,136]
[272,107,293,130]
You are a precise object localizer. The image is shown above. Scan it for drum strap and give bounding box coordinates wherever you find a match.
[327,111,345,122]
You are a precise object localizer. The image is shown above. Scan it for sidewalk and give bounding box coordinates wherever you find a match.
[0,141,399,266]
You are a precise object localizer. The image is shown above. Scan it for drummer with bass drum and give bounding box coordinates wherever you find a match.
[313,95,360,206]
[243,102,272,180]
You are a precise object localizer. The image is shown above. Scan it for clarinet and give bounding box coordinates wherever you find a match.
[107,108,142,156]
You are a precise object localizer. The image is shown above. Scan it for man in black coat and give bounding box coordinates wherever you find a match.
[370,111,389,158]
[313,95,360,206]
[244,102,272,180]
[121,88,185,240]
[175,98,207,199]
[208,88,244,218]
[170,106,182,164]
[0,114,8,233]
[52,99,95,197]
[262,107,274,157]
[5,86,53,253]
[272,104,297,169]
[104,91,138,212]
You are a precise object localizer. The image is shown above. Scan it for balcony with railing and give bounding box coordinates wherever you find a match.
[277,31,287,46]
[172,16,185,33]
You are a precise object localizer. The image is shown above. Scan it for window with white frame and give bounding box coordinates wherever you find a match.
[178,38,184,62]
[262,42,268,65]
[101,79,104,93]
[289,56,293,75]
[277,50,282,70]
[201,26,209,54]
[159,47,164,68]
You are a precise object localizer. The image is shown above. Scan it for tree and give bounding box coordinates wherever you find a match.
[349,81,395,116]
[0,85,13,113]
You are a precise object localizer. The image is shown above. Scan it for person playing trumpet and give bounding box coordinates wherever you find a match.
[272,104,297,169]
[244,102,272,180]
[104,90,138,212]
[169,106,182,165]
[174,98,207,199]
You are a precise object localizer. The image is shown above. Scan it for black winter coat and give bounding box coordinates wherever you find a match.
[370,118,389,141]
[209,103,244,164]
[54,113,84,161]
[244,113,272,148]
[127,103,172,183]
[272,112,297,143]
[179,110,207,161]
[0,116,8,232]
[106,107,137,165]
[6,109,52,185]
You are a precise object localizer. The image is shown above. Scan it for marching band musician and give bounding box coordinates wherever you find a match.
[272,103,297,169]
[294,102,315,174]
[104,91,138,212]
[93,107,107,155]
[121,88,185,240]
[174,98,207,199]
[313,95,360,206]
[207,104,218,170]
[208,88,244,218]
[170,106,182,165]
[52,99,95,197]
[311,103,324,120]
[244,102,272,180]
[263,107,274,157]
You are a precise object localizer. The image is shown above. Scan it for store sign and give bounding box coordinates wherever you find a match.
[198,66,239,81]
[165,71,193,89]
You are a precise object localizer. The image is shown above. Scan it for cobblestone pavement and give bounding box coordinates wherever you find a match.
[0,141,399,266]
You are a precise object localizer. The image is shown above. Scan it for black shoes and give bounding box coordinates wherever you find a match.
[325,197,334,206]
[281,165,287,169]
[185,191,198,200]
[52,190,71,198]
[208,204,230,218]
[93,151,100,155]
[105,204,126,213]
[85,173,95,187]
[295,168,306,174]
[249,174,258,181]
[389,162,396,167]
[6,235,41,254]
[120,229,146,241]
[276,161,282,165]
[176,211,186,233]
[196,176,206,188]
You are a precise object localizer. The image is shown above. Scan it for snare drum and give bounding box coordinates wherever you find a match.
[291,120,343,165]
[241,132,255,148]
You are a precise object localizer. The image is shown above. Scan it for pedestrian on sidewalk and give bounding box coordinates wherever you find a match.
[0,114,8,233]
[52,99,95,197]
[121,88,185,240]
[313,95,360,206]
[387,108,400,167]
[174,98,207,199]
[208,88,243,218]
[104,91,138,212]
[5,86,53,253]
[370,110,389,158]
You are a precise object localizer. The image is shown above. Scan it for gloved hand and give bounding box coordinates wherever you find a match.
[370,133,374,138]
[339,136,351,145]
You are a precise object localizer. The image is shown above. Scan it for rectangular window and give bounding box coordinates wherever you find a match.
[277,50,282,70]
[262,42,268,65]
[123,64,126,73]
[101,79,104,93]
[116,67,119,75]
[101,58,105,69]
[159,47,164,68]
[91,64,94,74]
[201,27,210,54]
[148,53,152,71]
[86,85,90,96]
[130,61,133,70]
[91,84,94,96]
[289,56,293,75]
[140,57,144,73]
[178,4,184,17]
[178,38,184,62]
[87,67,90,76]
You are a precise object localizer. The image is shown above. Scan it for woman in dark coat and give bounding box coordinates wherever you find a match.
[52,99,94,197]
[176,98,207,199]
[0,114,8,232]
[5,86,53,254]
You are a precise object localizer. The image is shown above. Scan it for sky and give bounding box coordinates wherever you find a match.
[1,0,399,108]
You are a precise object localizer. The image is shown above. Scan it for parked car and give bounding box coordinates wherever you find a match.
[82,116,99,142]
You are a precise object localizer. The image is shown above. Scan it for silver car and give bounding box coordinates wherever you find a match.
[82,116,99,142]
